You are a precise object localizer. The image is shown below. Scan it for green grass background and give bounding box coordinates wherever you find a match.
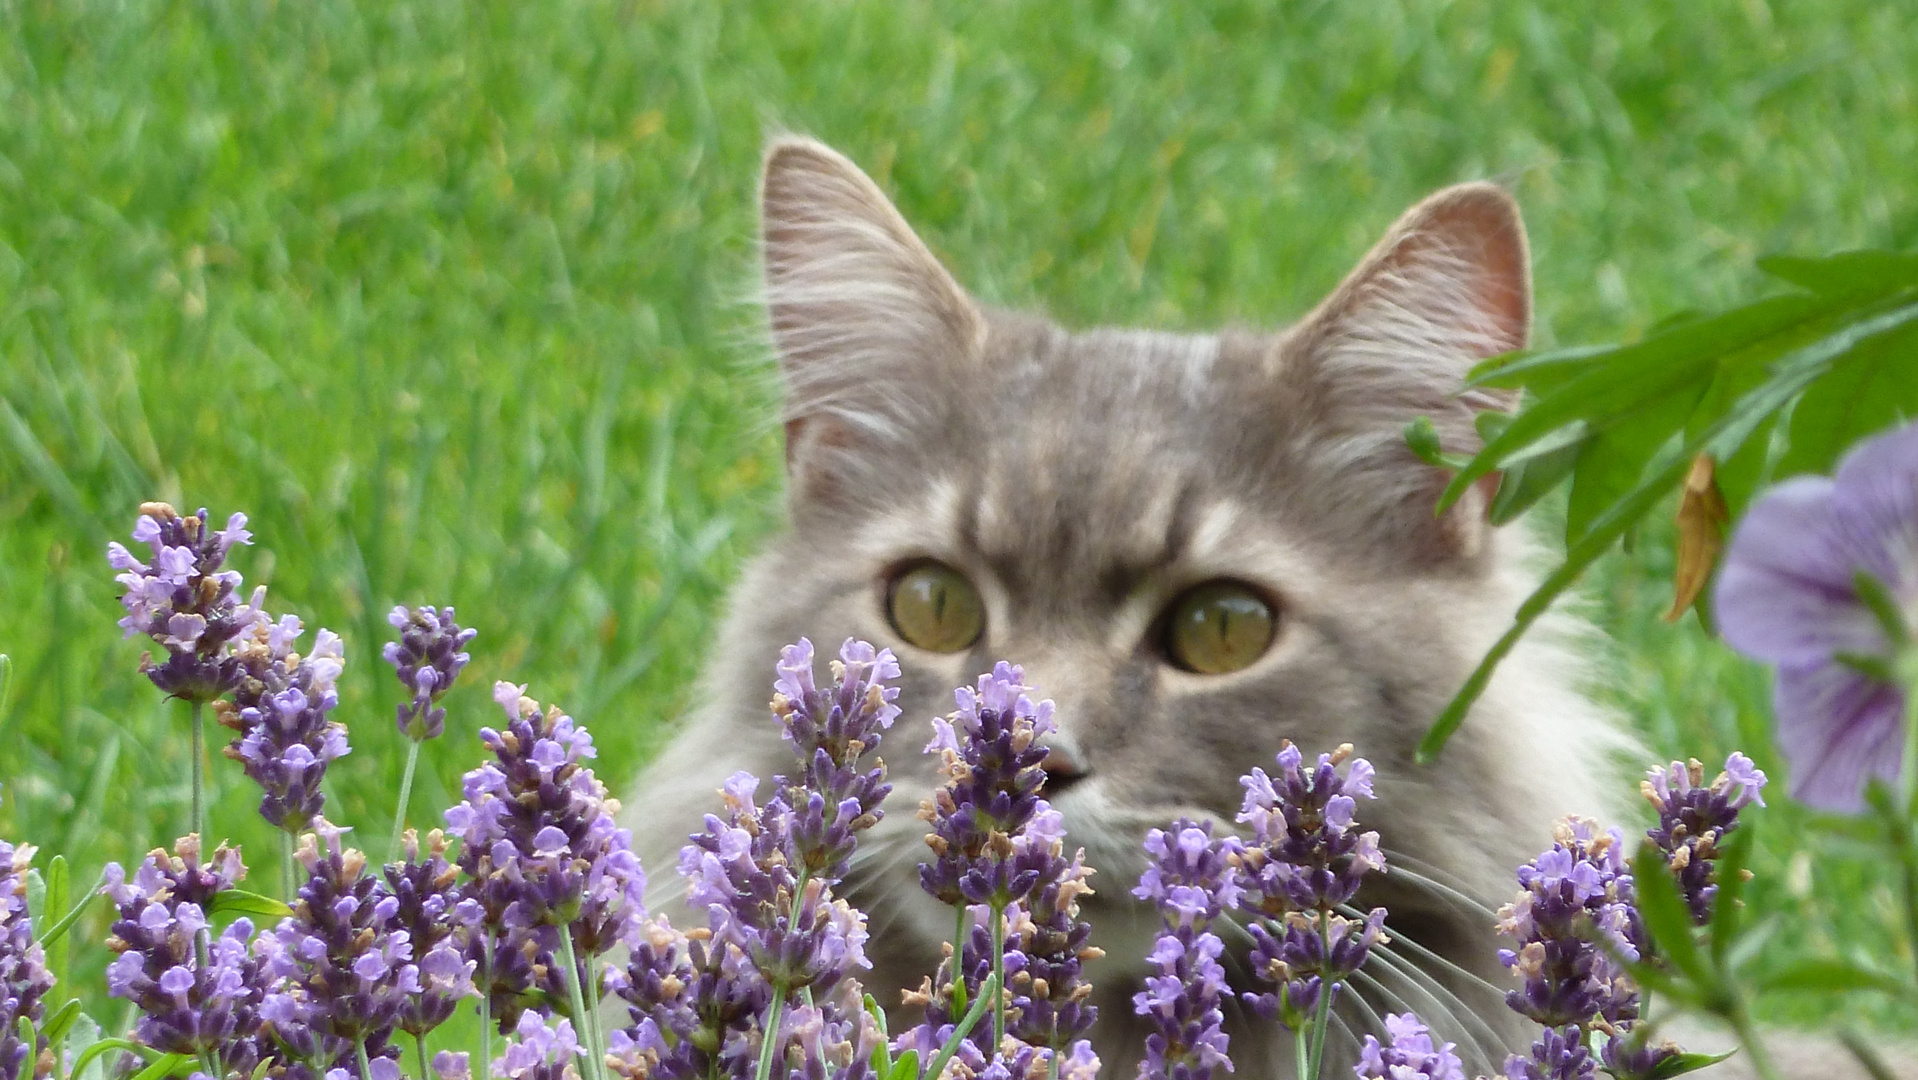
[3,0,1914,1038]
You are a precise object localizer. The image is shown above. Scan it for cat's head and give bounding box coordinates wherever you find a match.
[641,137,1614,1022]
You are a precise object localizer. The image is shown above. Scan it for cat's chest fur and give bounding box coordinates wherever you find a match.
[622,137,1628,1077]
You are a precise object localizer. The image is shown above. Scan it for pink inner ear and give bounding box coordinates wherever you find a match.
[1416,189,1531,354]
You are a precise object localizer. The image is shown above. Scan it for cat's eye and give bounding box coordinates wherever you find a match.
[887,562,985,653]
[1161,581,1276,675]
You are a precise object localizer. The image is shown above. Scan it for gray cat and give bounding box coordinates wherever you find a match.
[623,136,1634,1077]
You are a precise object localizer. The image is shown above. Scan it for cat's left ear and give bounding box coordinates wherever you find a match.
[1281,182,1529,556]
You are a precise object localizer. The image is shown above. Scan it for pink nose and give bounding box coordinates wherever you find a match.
[1040,745,1090,794]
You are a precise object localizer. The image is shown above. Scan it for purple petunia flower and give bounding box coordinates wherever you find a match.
[1714,419,1918,811]
[108,504,265,703]
[1353,1013,1464,1080]
[1641,753,1768,924]
[1,837,55,1080]
[383,606,477,742]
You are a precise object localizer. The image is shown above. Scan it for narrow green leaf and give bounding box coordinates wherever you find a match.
[1758,251,1918,298]
[45,856,69,988]
[863,993,892,1076]
[205,890,294,921]
[37,867,109,951]
[66,1013,104,1080]
[128,1051,193,1080]
[925,974,998,1080]
[885,1050,919,1080]
[1632,843,1709,985]
[1772,319,1918,485]
[1708,821,1753,968]
[1755,958,1910,996]
[1563,396,1691,546]
[67,1036,167,1080]
[1648,1049,1738,1080]
[41,999,81,1046]
[1487,434,1584,525]
[25,870,46,934]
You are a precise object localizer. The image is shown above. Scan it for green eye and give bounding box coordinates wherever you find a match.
[887,563,985,653]
[1163,581,1276,674]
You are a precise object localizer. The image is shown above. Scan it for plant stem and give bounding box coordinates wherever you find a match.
[948,905,971,1017]
[584,945,608,1079]
[1726,1006,1784,1080]
[479,937,494,1080]
[1306,910,1335,1080]
[190,700,206,844]
[415,1033,430,1080]
[556,929,604,1080]
[355,1038,373,1080]
[755,988,787,1080]
[389,740,423,862]
[281,831,297,901]
[990,901,1007,1051]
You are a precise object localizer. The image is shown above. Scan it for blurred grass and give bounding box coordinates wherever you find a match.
[2,0,1914,1034]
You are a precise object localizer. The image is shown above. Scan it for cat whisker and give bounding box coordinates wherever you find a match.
[1378,848,1502,920]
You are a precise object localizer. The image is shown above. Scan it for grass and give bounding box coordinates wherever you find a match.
[2,0,1915,1037]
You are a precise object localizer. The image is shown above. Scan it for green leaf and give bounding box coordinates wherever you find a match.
[884,1050,920,1080]
[66,1013,105,1080]
[1772,318,1918,484]
[1758,251,1918,298]
[41,998,81,1046]
[1755,958,1910,996]
[1487,432,1584,525]
[205,889,294,921]
[128,1051,193,1080]
[1404,416,1448,467]
[863,993,892,1076]
[1631,842,1709,985]
[1647,1049,1738,1080]
[37,867,109,951]
[45,855,69,988]
[68,1038,167,1080]
[1563,394,1692,546]
[1707,821,1753,968]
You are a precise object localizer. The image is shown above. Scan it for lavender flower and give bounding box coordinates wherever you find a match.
[1133,820,1241,1080]
[217,615,350,833]
[381,830,477,1037]
[383,606,477,742]
[1641,753,1768,924]
[1501,1027,1594,1080]
[256,822,416,1071]
[771,638,902,879]
[1233,744,1388,1030]
[1001,810,1099,1056]
[1,838,54,1080]
[1714,419,1918,811]
[771,1001,884,1080]
[102,837,266,1076]
[443,684,646,1027]
[1495,817,1641,1031]
[494,1013,584,1080]
[107,504,262,703]
[918,663,1057,911]
[1352,1014,1463,1080]
[611,911,766,1080]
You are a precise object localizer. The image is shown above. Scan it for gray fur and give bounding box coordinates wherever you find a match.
[624,137,1634,1078]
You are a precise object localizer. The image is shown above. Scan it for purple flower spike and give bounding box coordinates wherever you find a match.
[1134,820,1242,1080]
[216,610,350,833]
[1714,419,1918,811]
[109,503,264,703]
[1353,1013,1464,1080]
[383,606,477,742]
[1502,1027,1596,1080]
[1236,742,1384,916]
[382,830,477,1037]
[772,638,902,879]
[495,1012,584,1080]
[445,684,646,1028]
[918,662,1058,910]
[2,838,55,1080]
[102,837,266,1077]
[256,822,415,1071]
[1641,753,1768,924]
[1495,818,1642,1031]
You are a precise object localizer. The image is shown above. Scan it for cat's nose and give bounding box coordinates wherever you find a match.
[1040,745,1090,796]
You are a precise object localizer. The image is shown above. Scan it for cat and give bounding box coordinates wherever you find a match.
[623,135,1636,1078]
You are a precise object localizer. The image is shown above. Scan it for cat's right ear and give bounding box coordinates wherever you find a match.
[760,137,984,501]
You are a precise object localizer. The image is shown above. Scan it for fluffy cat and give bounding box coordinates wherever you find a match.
[623,136,1632,1077]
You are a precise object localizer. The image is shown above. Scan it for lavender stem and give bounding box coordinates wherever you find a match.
[415,1034,428,1080]
[755,987,787,1080]
[989,901,1007,1051]
[1307,909,1334,1078]
[555,930,603,1080]
[280,831,296,901]
[388,739,422,862]
[478,937,493,1080]
[355,1037,373,1080]
[189,700,206,844]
